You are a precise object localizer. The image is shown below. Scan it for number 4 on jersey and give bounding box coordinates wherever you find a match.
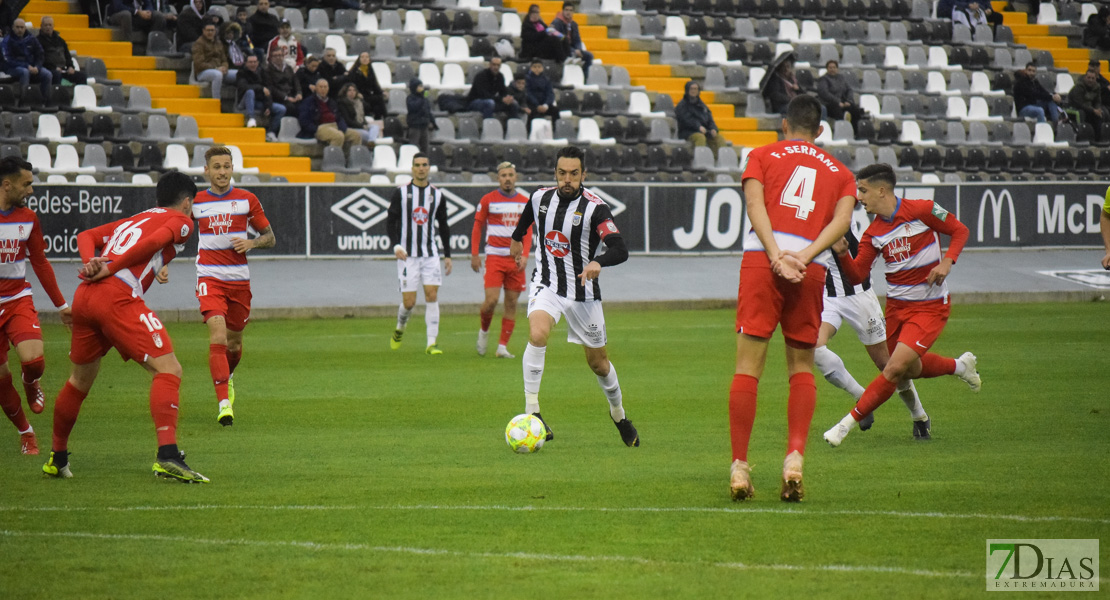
[781,166,817,220]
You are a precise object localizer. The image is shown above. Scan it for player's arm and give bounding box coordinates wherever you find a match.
[509,200,535,269]
[88,228,176,282]
[1101,208,1110,270]
[387,189,406,260]
[579,209,627,283]
[795,195,855,266]
[434,198,452,275]
[233,225,275,254]
[471,197,488,272]
[26,220,71,328]
[918,202,970,286]
[742,177,803,281]
[834,233,878,285]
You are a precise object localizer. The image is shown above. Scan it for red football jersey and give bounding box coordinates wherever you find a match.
[0,207,66,306]
[192,186,270,288]
[741,140,857,261]
[472,189,532,258]
[79,208,193,298]
[840,198,970,303]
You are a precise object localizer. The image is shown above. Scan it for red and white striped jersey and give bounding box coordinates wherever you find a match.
[0,207,66,306]
[192,186,270,288]
[840,198,969,304]
[79,208,193,298]
[472,188,532,257]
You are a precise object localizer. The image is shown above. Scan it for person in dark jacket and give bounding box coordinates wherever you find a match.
[406,78,433,152]
[347,51,386,120]
[298,78,362,149]
[763,56,800,114]
[1068,70,1103,138]
[1014,62,1063,123]
[37,16,87,85]
[0,0,14,36]
[263,45,302,116]
[467,56,519,118]
[247,0,281,50]
[524,59,558,125]
[2,19,52,97]
[336,82,380,145]
[550,2,591,68]
[108,0,168,43]
[296,54,322,96]
[317,47,347,98]
[176,0,207,51]
[237,54,284,139]
[1084,6,1110,50]
[815,60,863,133]
[675,80,725,158]
[519,4,565,62]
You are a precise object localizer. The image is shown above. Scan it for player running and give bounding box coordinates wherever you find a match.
[729,95,856,502]
[822,163,980,448]
[471,161,532,359]
[43,171,209,483]
[508,145,638,447]
[0,157,72,455]
[189,146,275,426]
[814,203,930,439]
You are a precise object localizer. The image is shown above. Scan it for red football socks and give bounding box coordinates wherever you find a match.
[499,318,515,346]
[0,374,28,431]
[729,374,758,462]
[209,344,230,401]
[851,374,898,421]
[480,311,493,332]
[20,356,44,385]
[919,353,956,378]
[227,348,242,375]
[150,373,180,447]
[51,381,88,451]
[786,372,816,456]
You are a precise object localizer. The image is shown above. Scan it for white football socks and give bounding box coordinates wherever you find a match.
[897,379,927,420]
[814,345,866,400]
[425,301,440,346]
[523,343,546,414]
[954,357,968,376]
[396,304,412,331]
[597,361,625,422]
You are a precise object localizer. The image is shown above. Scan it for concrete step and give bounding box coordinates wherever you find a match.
[715,117,759,130]
[245,156,313,172]
[284,171,337,183]
[145,84,201,98]
[24,0,72,12]
[720,130,778,146]
[22,13,87,28]
[593,50,651,64]
[623,64,672,77]
[586,39,629,51]
[154,98,221,113]
[69,41,134,57]
[1015,35,1070,49]
[199,127,267,143]
[55,28,113,41]
[108,69,176,85]
[235,142,291,156]
[192,113,249,127]
[96,56,157,69]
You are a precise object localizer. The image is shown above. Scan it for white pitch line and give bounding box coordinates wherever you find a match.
[2,503,1107,525]
[0,529,975,579]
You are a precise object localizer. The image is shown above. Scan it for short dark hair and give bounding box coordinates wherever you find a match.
[555,145,587,172]
[826,60,838,69]
[785,95,822,135]
[412,152,429,165]
[0,156,32,181]
[156,171,198,207]
[856,163,896,190]
[1026,62,1036,69]
[531,59,543,66]
[562,1,574,9]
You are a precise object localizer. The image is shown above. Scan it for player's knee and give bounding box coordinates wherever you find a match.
[21,357,45,381]
[813,345,837,373]
[587,354,609,375]
[155,358,184,379]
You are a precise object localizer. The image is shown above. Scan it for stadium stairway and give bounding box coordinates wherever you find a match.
[996,1,1099,75]
[504,0,777,148]
[19,0,333,182]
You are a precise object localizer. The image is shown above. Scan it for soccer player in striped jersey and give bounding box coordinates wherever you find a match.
[814,203,930,439]
[730,96,857,502]
[822,163,980,448]
[189,146,276,427]
[44,172,209,483]
[388,153,452,355]
[471,161,531,359]
[508,145,639,447]
[0,157,71,456]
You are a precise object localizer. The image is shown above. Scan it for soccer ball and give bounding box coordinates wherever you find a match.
[505,414,546,454]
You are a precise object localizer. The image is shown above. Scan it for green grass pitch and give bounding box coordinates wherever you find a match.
[1,302,1106,598]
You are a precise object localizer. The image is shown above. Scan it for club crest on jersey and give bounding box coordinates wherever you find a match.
[18,225,24,236]
[230,200,238,212]
[152,332,163,349]
[544,231,571,257]
[181,224,190,237]
[412,206,430,225]
[572,212,582,226]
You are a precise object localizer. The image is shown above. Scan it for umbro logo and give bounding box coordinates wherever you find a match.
[331,188,392,231]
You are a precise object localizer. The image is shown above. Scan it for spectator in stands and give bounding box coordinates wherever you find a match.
[520,4,565,63]
[232,7,255,50]
[317,48,347,99]
[2,19,52,98]
[1088,60,1110,106]
[108,0,168,44]
[347,51,386,121]
[1069,70,1103,138]
[952,2,1002,32]
[524,59,558,126]
[0,0,14,36]
[193,21,231,101]
[268,19,305,71]
[406,78,433,152]
[237,54,284,140]
[551,2,592,69]
[675,80,725,159]
[298,78,362,150]
[1084,6,1110,50]
[37,16,87,85]
[248,0,281,52]
[296,54,322,96]
[222,21,250,75]
[509,74,530,118]
[764,56,800,114]
[816,60,863,133]
[467,56,520,119]
[337,82,380,146]
[1014,62,1063,123]
[177,0,208,52]
[264,45,302,116]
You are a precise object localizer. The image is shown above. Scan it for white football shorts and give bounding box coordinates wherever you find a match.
[527,284,607,348]
[397,256,443,292]
[821,288,887,346]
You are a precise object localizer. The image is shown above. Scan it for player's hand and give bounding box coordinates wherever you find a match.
[470,255,481,272]
[58,306,73,332]
[509,240,524,269]
[773,252,807,283]
[155,265,170,284]
[232,237,254,254]
[394,246,408,260]
[926,261,952,285]
[578,261,601,284]
[80,257,108,280]
[516,255,527,273]
[1102,253,1110,270]
[443,257,452,276]
[831,237,850,256]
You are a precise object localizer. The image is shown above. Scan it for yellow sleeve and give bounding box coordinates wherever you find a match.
[1104,186,1110,214]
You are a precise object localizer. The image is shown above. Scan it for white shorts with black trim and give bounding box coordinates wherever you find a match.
[821,288,886,346]
[527,284,607,348]
[397,256,442,292]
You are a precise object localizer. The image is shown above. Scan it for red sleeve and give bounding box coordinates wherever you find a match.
[248,195,270,231]
[170,214,193,244]
[837,171,857,202]
[77,220,120,263]
[740,148,764,183]
[921,202,969,263]
[105,228,175,275]
[26,216,66,307]
[837,231,879,285]
[471,195,489,256]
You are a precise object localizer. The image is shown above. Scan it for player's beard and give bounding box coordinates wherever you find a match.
[11,194,26,208]
[557,183,578,200]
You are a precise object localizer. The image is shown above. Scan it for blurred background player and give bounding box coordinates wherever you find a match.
[471,162,531,359]
[730,95,856,502]
[388,153,452,355]
[188,145,275,426]
[822,163,980,449]
[508,146,638,447]
[1100,184,1110,269]
[0,157,72,455]
[43,171,208,483]
[815,203,930,439]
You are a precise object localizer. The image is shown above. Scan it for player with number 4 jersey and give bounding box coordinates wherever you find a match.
[43,172,210,483]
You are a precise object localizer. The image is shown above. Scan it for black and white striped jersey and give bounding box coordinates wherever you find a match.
[523,186,620,301]
[386,182,451,259]
[824,206,872,298]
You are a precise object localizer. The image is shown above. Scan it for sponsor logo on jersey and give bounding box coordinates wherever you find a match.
[208,214,233,236]
[0,238,20,263]
[152,332,163,349]
[887,236,911,263]
[412,206,430,225]
[544,231,570,257]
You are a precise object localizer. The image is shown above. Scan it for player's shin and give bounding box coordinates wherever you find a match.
[480,310,493,332]
[918,353,957,378]
[0,374,29,431]
[897,380,927,420]
[596,361,624,421]
[814,345,866,399]
[850,373,898,420]
[51,381,88,452]
[227,348,242,374]
[150,373,181,447]
[499,318,515,346]
[208,344,230,404]
[786,372,816,456]
[728,374,758,462]
[523,343,546,413]
[425,301,440,346]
